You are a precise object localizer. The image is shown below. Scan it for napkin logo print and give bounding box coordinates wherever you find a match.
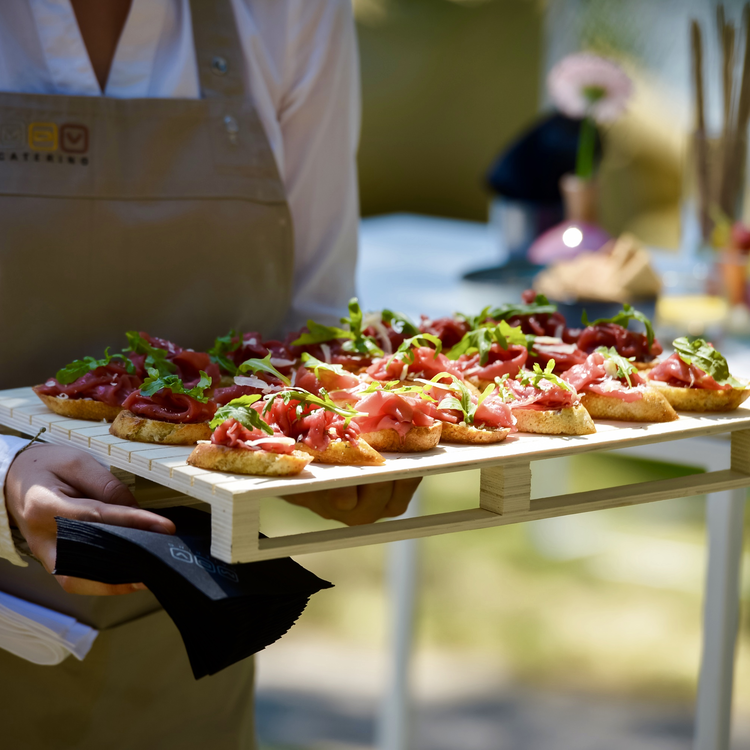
[217,565,239,582]
[0,122,24,149]
[194,555,215,573]
[60,123,89,154]
[170,547,194,564]
[28,122,58,151]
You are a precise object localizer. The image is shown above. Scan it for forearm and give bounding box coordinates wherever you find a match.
[0,435,30,566]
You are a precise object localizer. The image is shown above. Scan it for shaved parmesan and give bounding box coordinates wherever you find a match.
[320,344,332,364]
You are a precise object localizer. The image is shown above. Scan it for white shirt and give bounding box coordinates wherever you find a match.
[0,0,361,565]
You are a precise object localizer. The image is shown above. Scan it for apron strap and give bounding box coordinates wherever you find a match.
[189,0,246,99]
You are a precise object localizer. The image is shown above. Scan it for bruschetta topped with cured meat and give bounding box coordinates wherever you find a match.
[561,348,677,422]
[188,395,314,477]
[577,305,662,369]
[647,338,750,412]
[499,362,596,435]
[110,369,216,444]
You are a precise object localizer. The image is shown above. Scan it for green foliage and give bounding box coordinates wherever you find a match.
[55,348,135,385]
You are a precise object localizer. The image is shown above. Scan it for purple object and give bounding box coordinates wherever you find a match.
[527,220,611,265]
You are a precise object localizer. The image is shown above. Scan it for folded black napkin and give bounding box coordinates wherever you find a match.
[53,507,332,679]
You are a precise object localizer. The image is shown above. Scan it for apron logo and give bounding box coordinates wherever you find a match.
[28,122,58,151]
[60,124,89,154]
[0,122,24,149]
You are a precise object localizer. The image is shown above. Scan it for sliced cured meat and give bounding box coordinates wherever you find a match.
[353,390,441,437]
[648,352,731,391]
[367,347,464,382]
[562,352,646,402]
[577,323,662,362]
[456,344,528,382]
[211,418,296,455]
[419,316,471,348]
[122,389,216,423]
[528,337,587,374]
[37,361,142,407]
[506,378,579,411]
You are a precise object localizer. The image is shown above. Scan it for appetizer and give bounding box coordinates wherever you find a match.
[561,348,678,422]
[366,334,461,383]
[501,362,596,435]
[647,338,750,412]
[110,370,216,444]
[577,305,662,368]
[34,348,143,422]
[187,396,314,477]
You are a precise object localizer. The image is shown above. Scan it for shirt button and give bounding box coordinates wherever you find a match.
[212,56,229,76]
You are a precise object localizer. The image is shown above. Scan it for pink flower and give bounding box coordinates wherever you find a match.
[548,53,633,123]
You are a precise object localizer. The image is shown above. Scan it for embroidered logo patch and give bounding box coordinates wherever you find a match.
[0,122,24,149]
[28,123,58,151]
[60,124,89,154]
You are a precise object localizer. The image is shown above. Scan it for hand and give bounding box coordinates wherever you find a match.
[5,444,175,596]
[283,477,422,526]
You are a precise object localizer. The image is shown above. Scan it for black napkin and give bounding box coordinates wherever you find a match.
[53,507,333,679]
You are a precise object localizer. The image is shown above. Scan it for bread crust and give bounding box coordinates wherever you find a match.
[360,423,443,452]
[648,381,750,412]
[33,387,122,422]
[440,422,511,444]
[513,404,596,435]
[109,410,212,445]
[581,389,679,422]
[296,438,385,466]
[187,442,313,476]
[635,360,659,371]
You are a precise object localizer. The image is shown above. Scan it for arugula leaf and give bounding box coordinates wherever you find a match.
[292,299,384,357]
[673,337,745,388]
[125,331,177,376]
[139,368,212,403]
[456,305,493,331]
[596,346,637,388]
[238,353,291,386]
[208,330,241,375]
[581,304,656,348]
[209,395,273,434]
[447,321,532,365]
[55,348,136,385]
[264,387,361,427]
[389,333,443,365]
[422,372,494,425]
[382,309,420,336]
[494,373,517,401]
[301,353,349,378]
[292,321,353,346]
[359,380,435,400]
[516,361,573,392]
[487,294,558,321]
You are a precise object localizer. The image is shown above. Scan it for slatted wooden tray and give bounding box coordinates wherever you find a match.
[3,386,750,563]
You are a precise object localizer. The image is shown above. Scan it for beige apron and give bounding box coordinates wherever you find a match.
[0,1,294,747]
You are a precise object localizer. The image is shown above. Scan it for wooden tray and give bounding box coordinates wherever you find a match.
[3,386,750,563]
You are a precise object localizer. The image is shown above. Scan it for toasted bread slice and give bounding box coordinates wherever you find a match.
[33,387,122,422]
[581,389,679,422]
[360,423,443,452]
[635,360,660,371]
[648,381,750,412]
[440,423,511,444]
[297,438,385,466]
[187,442,313,476]
[110,410,212,445]
[513,404,596,435]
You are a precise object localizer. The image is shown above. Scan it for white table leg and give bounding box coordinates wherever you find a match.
[376,489,421,750]
[694,488,747,750]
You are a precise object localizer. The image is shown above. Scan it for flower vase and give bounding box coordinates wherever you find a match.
[527,174,610,266]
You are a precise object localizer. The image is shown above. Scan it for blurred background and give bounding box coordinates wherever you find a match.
[256,1,750,748]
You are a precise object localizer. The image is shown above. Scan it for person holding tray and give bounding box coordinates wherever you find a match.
[0,1,419,748]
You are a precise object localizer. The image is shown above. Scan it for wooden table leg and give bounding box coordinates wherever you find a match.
[210,495,261,563]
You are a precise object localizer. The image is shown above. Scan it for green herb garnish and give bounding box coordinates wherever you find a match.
[390,333,443,365]
[516,361,573,392]
[596,346,638,388]
[125,331,177,377]
[264,387,361,427]
[139,368,211,403]
[301,353,350,380]
[423,373,494,425]
[487,294,558,321]
[382,309,420,336]
[582,304,656,348]
[673,337,744,388]
[359,380,435,399]
[448,321,532,365]
[209,395,273,434]
[208,330,241,375]
[55,348,135,385]
[238,353,291,386]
